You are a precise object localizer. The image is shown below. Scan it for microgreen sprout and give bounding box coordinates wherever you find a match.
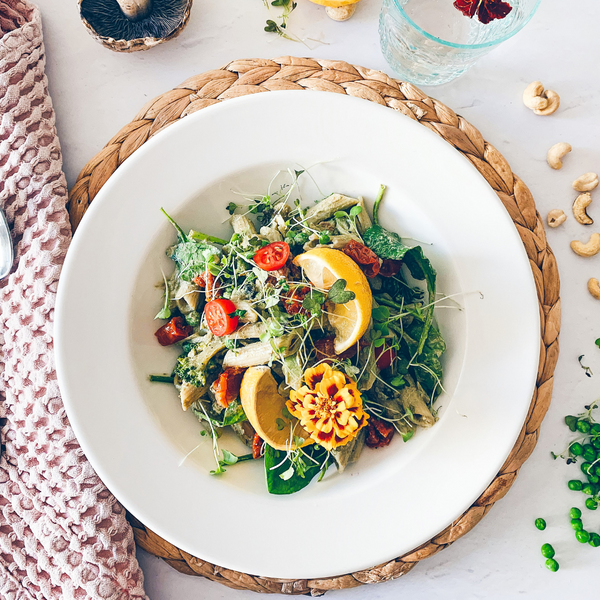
[155,271,171,320]
[578,355,593,377]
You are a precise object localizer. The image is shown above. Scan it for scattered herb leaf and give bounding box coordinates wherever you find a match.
[327,279,356,304]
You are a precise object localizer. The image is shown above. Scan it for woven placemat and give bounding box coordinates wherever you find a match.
[67,57,560,595]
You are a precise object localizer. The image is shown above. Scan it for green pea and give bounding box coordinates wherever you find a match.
[570,442,584,456]
[318,233,331,245]
[541,543,555,558]
[571,518,584,531]
[578,420,592,433]
[545,558,559,572]
[582,483,596,496]
[585,498,598,510]
[589,533,600,548]
[583,444,597,462]
[535,518,547,531]
[595,464,600,477]
[294,232,309,245]
[591,423,600,434]
[587,473,600,484]
[568,480,584,491]
[570,507,582,519]
[592,437,600,450]
[576,530,591,543]
[581,462,592,474]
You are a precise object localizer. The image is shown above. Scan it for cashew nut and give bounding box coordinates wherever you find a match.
[523,82,549,111]
[573,173,599,192]
[326,5,356,20]
[588,278,600,300]
[533,90,560,116]
[573,193,593,225]
[523,82,560,115]
[547,209,567,228]
[546,143,571,170]
[571,233,600,257]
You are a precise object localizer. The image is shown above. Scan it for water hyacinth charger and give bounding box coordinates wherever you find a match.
[63,58,560,594]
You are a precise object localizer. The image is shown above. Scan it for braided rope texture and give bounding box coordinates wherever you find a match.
[68,57,561,596]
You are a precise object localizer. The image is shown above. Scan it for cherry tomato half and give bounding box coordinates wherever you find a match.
[155,316,192,346]
[375,346,396,370]
[253,241,290,272]
[204,298,239,336]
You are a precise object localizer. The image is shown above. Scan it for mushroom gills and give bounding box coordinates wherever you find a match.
[80,0,192,45]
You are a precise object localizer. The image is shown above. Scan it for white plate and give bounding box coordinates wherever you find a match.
[55,91,539,579]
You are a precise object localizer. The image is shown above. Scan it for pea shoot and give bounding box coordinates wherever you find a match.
[544,398,600,569]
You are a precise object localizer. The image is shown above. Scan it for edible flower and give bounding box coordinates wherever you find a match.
[287,363,368,451]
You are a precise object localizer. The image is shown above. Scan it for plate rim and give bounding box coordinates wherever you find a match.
[56,90,541,579]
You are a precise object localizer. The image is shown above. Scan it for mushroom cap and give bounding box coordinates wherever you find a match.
[79,0,193,52]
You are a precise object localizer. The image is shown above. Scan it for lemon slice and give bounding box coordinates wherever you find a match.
[293,248,372,354]
[240,367,311,451]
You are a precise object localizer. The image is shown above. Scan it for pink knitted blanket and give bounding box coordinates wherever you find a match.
[0,2,146,598]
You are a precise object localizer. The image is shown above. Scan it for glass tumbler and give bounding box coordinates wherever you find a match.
[379,0,541,86]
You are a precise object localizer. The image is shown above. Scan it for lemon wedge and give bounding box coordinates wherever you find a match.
[240,366,311,451]
[308,0,360,6]
[293,248,372,354]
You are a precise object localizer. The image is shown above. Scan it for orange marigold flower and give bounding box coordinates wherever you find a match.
[287,363,369,451]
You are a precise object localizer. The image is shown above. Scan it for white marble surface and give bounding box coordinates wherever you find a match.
[35,0,600,597]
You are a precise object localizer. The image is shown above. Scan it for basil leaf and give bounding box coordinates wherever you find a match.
[264,444,327,495]
[171,241,221,282]
[363,224,411,261]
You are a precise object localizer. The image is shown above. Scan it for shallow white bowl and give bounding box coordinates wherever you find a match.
[55,91,539,579]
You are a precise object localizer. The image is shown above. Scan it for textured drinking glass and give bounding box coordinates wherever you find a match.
[380,0,541,86]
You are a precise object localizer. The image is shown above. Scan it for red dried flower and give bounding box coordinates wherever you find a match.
[453,0,513,24]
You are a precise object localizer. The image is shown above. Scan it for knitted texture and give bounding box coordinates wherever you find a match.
[0,2,146,598]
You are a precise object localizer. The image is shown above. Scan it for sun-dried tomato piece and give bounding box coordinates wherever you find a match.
[365,415,395,448]
[154,317,192,346]
[252,433,264,459]
[193,271,216,300]
[212,367,246,408]
[375,347,396,370]
[453,0,512,24]
[313,335,363,360]
[343,239,380,278]
[282,285,310,316]
[379,259,402,278]
[266,265,289,286]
